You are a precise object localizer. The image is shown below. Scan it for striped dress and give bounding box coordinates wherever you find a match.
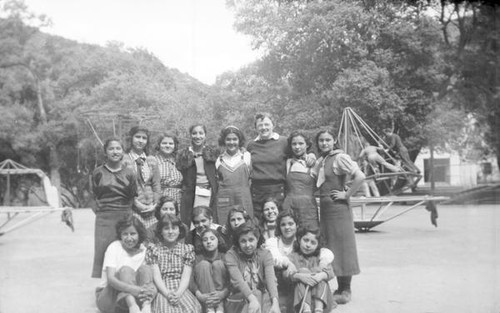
[146,242,201,313]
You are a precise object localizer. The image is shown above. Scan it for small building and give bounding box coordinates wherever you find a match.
[414,149,499,188]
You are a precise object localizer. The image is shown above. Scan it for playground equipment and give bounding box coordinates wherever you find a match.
[337,107,448,231]
[0,159,73,236]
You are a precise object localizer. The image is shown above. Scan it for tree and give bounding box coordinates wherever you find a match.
[224,0,451,156]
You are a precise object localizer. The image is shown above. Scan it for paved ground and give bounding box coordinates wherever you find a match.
[0,204,499,313]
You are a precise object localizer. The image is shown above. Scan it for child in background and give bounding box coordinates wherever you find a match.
[220,205,253,248]
[186,206,224,248]
[191,228,229,313]
[259,197,280,241]
[96,215,156,313]
[285,227,336,313]
[146,196,188,242]
[224,222,280,313]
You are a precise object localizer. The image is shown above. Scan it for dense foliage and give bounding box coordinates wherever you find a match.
[0,0,498,203]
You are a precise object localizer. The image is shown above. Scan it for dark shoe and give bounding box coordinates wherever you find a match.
[332,289,351,305]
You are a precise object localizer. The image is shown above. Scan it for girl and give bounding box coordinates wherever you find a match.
[315,129,365,305]
[266,211,334,313]
[122,126,161,228]
[91,138,137,278]
[224,222,280,313]
[285,227,336,313]
[96,215,156,313]
[259,197,280,241]
[221,205,253,248]
[186,206,224,249]
[247,113,316,222]
[177,124,219,225]
[282,131,319,229]
[154,133,183,205]
[146,214,202,313]
[215,126,253,225]
[146,196,188,243]
[191,228,229,313]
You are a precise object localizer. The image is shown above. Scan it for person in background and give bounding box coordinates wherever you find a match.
[215,125,253,225]
[91,138,137,279]
[315,129,365,305]
[259,197,280,241]
[154,133,183,206]
[122,126,161,228]
[177,124,219,225]
[382,128,419,174]
[146,196,188,243]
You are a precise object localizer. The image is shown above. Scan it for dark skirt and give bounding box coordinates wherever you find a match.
[91,210,132,278]
[319,197,360,276]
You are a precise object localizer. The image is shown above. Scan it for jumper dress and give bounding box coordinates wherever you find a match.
[282,161,319,229]
[216,154,253,224]
[319,154,360,276]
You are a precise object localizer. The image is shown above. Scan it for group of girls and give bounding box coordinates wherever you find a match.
[91,112,366,313]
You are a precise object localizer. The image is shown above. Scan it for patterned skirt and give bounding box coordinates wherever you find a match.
[152,288,201,313]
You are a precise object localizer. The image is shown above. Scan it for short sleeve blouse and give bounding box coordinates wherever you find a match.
[145,242,195,281]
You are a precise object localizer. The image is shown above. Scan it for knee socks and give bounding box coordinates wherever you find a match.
[336,276,352,292]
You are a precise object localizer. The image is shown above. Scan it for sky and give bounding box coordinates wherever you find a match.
[23,0,260,85]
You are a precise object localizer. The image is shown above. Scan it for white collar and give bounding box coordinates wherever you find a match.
[254,132,280,141]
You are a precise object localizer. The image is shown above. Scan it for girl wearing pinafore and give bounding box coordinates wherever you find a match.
[282,131,319,229]
[215,126,253,225]
[315,129,365,305]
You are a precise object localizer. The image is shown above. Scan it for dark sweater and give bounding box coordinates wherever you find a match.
[247,136,288,183]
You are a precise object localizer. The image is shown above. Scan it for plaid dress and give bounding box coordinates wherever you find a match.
[146,242,201,313]
[154,154,183,205]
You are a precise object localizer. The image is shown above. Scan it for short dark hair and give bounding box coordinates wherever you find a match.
[103,137,123,152]
[293,226,323,256]
[127,125,151,154]
[218,126,246,147]
[191,205,213,221]
[287,130,312,157]
[189,124,207,135]
[260,197,281,224]
[274,209,299,238]
[315,129,339,151]
[154,196,179,220]
[115,215,147,248]
[156,213,187,241]
[233,221,264,251]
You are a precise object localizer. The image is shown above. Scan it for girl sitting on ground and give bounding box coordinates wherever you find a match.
[191,228,229,313]
[96,215,156,313]
[285,227,336,313]
[224,222,280,313]
[266,210,333,313]
[146,214,201,313]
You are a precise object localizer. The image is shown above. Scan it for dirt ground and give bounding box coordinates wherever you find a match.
[0,204,499,313]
